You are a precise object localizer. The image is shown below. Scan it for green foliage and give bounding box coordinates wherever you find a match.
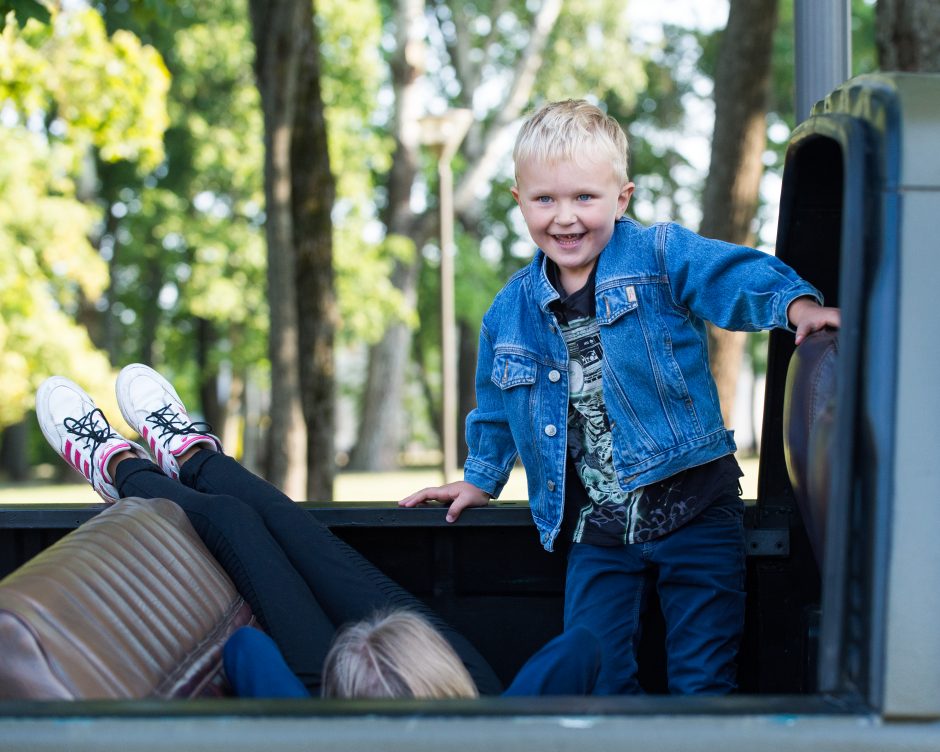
[851,0,878,76]
[539,0,645,108]
[318,0,407,344]
[0,125,127,428]
[0,4,169,430]
[94,0,405,410]
[0,0,49,27]
[1,7,169,172]
[337,233,418,343]
[4,0,880,457]
[615,22,705,224]
[93,0,268,399]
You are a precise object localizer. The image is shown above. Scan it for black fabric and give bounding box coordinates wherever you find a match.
[547,259,597,323]
[114,452,503,696]
[581,455,742,546]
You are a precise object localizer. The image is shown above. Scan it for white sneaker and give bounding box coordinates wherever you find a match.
[36,376,148,503]
[115,364,222,480]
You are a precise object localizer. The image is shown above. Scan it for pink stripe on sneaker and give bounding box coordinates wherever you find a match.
[157,449,164,467]
[83,459,90,478]
[98,442,130,481]
[65,441,80,472]
[174,435,213,455]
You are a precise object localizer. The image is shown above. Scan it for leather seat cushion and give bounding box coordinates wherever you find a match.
[0,496,256,700]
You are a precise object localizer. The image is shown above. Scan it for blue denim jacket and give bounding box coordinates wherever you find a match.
[464,218,823,551]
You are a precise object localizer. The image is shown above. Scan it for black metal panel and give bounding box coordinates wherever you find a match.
[0,502,804,693]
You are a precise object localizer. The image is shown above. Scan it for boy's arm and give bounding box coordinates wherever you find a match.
[399,324,518,522]
[788,295,841,345]
[663,223,830,332]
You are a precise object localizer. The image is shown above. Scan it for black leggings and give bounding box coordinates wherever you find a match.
[114,451,502,695]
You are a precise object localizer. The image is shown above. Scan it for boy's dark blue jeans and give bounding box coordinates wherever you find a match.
[564,491,746,695]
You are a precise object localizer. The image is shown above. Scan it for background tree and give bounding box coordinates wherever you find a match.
[350,0,646,471]
[877,0,940,71]
[98,0,388,496]
[699,0,779,426]
[0,5,169,478]
[94,0,268,468]
[249,0,312,498]
[346,0,425,471]
[287,0,336,502]
[248,0,336,499]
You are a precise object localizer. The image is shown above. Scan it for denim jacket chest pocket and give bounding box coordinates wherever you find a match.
[491,351,539,389]
[595,284,639,326]
[490,350,543,471]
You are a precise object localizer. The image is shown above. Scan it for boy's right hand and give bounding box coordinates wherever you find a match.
[399,481,491,523]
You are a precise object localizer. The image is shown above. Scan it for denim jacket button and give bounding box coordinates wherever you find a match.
[548,369,561,383]
[544,424,557,437]
[546,480,556,491]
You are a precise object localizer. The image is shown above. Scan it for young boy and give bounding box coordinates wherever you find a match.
[401,99,840,694]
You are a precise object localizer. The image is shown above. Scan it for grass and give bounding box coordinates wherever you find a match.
[0,455,760,505]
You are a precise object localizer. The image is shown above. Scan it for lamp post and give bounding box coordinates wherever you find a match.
[419,108,473,482]
[794,0,852,121]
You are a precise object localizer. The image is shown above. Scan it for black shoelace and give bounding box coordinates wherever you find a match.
[63,408,116,480]
[146,404,214,440]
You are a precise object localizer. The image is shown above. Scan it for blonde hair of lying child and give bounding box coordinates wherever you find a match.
[321,610,478,699]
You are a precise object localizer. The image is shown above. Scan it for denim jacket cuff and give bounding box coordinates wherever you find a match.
[778,282,824,332]
[464,458,510,499]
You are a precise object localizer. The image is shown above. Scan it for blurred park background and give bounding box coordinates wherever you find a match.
[0,0,932,504]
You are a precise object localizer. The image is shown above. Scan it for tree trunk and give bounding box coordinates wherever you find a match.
[137,254,163,366]
[347,0,425,471]
[248,0,307,497]
[291,2,337,502]
[0,422,30,482]
[877,0,940,71]
[699,0,779,427]
[348,310,417,470]
[195,316,225,433]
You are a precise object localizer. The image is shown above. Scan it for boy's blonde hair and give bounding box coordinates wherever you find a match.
[321,610,479,700]
[513,99,630,184]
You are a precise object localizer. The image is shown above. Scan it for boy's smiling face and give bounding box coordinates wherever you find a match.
[511,153,634,294]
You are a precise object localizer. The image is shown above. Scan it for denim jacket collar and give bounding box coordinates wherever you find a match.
[531,219,647,323]
[532,253,561,313]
